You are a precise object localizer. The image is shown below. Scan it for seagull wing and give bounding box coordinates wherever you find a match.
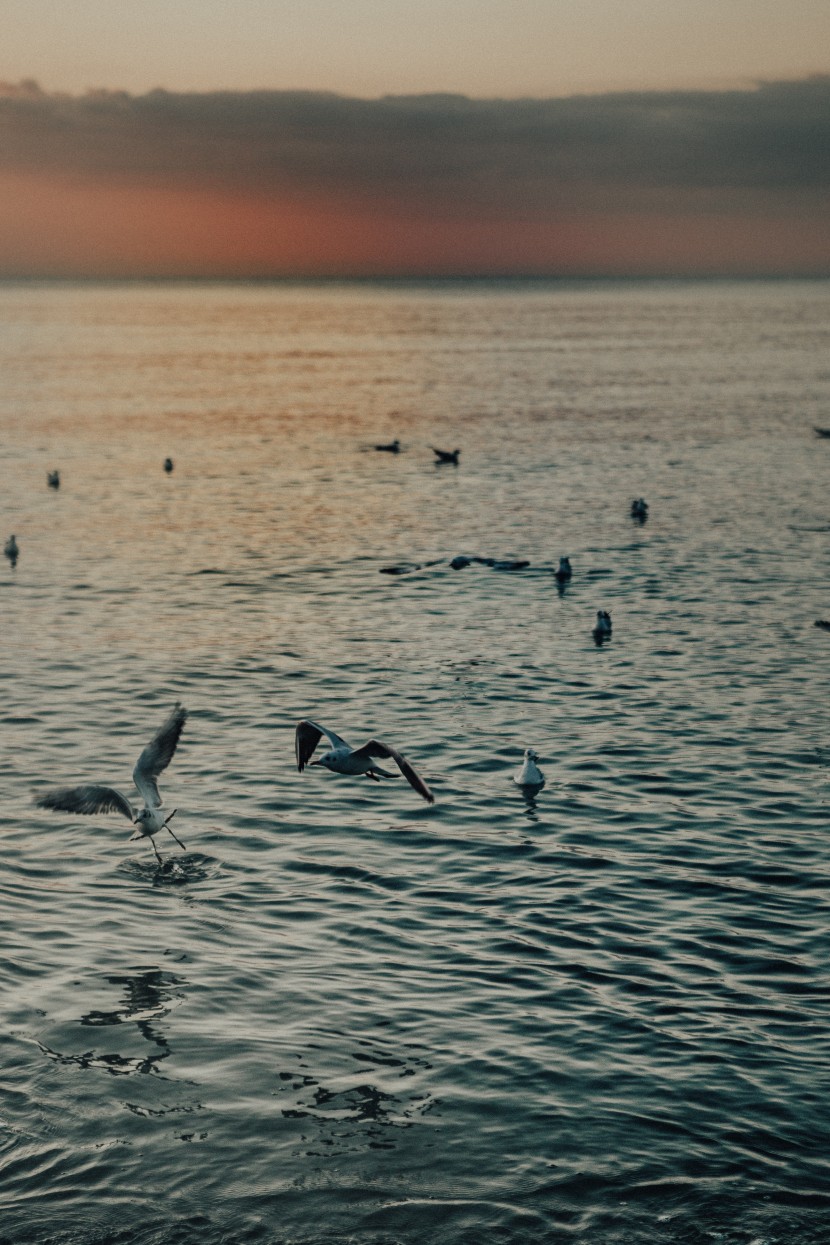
[354,740,435,804]
[36,784,136,820]
[295,719,350,770]
[133,703,188,808]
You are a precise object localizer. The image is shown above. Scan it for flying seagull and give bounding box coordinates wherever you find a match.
[295,719,435,803]
[36,703,189,863]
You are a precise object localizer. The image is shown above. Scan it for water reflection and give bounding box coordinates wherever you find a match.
[39,969,184,1078]
[275,1035,437,1157]
[518,786,543,823]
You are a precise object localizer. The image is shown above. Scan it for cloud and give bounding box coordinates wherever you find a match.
[0,77,828,215]
[0,78,827,275]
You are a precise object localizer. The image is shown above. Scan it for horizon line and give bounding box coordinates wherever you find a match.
[1,272,830,285]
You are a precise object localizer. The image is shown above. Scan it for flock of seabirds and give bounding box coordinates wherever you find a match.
[6,435,828,866]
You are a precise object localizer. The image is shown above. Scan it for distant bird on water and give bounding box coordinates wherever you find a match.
[432,447,460,465]
[814,427,830,439]
[374,439,401,453]
[815,619,830,632]
[4,535,18,567]
[554,556,572,584]
[47,470,60,489]
[592,610,612,644]
[163,457,174,473]
[630,498,649,521]
[295,718,435,803]
[36,703,189,864]
[514,748,545,788]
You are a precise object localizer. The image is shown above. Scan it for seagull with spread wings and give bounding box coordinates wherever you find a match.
[36,703,189,863]
[295,719,435,804]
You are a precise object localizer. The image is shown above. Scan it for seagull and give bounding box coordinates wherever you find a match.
[47,470,60,489]
[4,535,18,567]
[432,447,460,465]
[295,719,434,803]
[35,703,189,863]
[554,556,572,584]
[374,439,401,453]
[514,749,545,787]
[163,457,174,473]
[592,610,612,644]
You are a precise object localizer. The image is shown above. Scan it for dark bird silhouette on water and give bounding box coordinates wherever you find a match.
[432,447,460,465]
[554,556,572,584]
[592,610,613,645]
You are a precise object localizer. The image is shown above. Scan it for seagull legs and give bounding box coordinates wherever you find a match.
[163,809,186,851]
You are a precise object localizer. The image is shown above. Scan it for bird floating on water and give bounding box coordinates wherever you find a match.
[374,439,401,453]
[449,555,528,571]
[47,470,60,489]
[36,703,189,864]
[814,427,830,439]
[296,718,434,803]
[592,610,612,644]
[432,447,460,465]
[815,619,830,632]
[4,535,19,567]
[630,498,649,521]
[554,556,572,584]
[163,457,174,473]
[514,749,545,787]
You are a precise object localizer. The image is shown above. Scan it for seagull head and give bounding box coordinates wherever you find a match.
[524,748,539,761]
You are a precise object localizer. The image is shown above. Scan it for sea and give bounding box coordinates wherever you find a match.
[0,277,828,1245]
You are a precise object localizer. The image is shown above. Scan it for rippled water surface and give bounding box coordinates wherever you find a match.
[1,279,829,1244]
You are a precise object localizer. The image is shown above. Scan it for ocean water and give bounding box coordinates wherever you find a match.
[1,278,829,1245]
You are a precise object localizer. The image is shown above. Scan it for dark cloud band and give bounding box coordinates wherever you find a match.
[1,77,827,214]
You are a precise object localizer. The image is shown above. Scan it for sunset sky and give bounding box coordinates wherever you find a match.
[1,0,828,277]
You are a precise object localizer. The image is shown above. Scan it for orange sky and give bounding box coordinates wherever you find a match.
[2,170,828,279]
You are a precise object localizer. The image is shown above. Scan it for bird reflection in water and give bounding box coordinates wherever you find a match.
[518,785,543,824]
[39,969,184,1077]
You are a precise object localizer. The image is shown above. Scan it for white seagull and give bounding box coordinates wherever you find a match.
[295,719,435,803]
[36,703,189,863]
[514,748,545,787]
